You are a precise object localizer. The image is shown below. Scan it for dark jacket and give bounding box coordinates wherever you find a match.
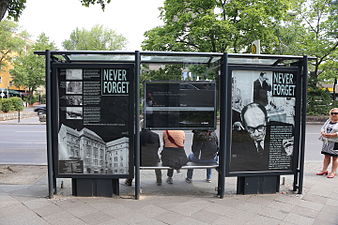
[140,129,160,166]
[192,130,219,160]
[230,121,294,172]
[253,79,271,106]
[161,147,188,170]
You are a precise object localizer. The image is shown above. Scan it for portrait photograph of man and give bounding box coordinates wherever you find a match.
[230,70,296,172]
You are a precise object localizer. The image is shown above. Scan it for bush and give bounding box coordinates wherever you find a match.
[1,99,13,113]
[10,97,24,111]
[307,88,334,115]
[0,98,2,111]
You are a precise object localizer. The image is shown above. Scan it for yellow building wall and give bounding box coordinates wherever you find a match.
[0,63,26,91]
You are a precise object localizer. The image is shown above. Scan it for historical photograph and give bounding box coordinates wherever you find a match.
[66,96,83,105]
[58,124,129,174]
[230,70,296,172]
[66,81,82,94]
[66,107,83,120]
[66,69,82,80]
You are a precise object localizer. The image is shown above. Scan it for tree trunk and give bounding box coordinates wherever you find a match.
[0,0,9,22]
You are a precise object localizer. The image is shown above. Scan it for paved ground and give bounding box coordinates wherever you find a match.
[0,162,338,225]
[1,115,337,224]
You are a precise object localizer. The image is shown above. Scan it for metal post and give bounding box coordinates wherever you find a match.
[298,55,308,194]
[45,50,55,198]
[134,51,141,200]
[218,53,228,198]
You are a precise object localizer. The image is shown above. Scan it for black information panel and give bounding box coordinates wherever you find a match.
[56,64,134,177]
[230,70,298,174]
[145,81,216,130]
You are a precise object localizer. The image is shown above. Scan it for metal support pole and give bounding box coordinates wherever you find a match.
[46,50,55,198]
[218,53,228,198]
[134,51,141,200]
[298,55,308,194]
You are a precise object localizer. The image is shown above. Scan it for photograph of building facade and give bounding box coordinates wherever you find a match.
[106,137,129,174]
[58,124,129,174]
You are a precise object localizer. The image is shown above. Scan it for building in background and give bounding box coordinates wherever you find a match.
[0,61,27,99]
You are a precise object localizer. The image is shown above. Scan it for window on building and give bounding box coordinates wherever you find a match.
[94,147,98,158]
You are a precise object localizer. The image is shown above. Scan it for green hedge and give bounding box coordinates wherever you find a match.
[0,97,24,113]
[307,88,335,116]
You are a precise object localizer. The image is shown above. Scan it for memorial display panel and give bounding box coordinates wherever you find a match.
[229,70,298,174]
[145,81,216,130]
[56,64,134,177]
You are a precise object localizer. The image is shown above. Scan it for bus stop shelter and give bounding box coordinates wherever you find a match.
[36,50,311,199]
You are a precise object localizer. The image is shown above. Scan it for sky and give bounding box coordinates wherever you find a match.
[18,0,164,50]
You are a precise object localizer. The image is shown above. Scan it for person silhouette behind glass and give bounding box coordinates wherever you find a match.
[125,128,162,186]
[161,130,188,184]
[185,130,218,183]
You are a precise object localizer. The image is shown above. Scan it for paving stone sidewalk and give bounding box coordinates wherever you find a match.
[0,161,337,225]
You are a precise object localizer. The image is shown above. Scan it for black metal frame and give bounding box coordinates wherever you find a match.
[225,65,300,177]
[51,63,135,179]
[143,80,217,130]
[38,50,311,199]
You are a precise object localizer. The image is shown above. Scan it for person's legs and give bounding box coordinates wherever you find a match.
[125,178,133,186]
[206,168,212,182]
[185,169,193,183]
[328,156,338,178]
[167,169,173,184]
[155,169,162,185]
[317,154,331,175]
[187,169,193,179]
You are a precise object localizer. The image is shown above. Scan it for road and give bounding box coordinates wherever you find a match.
[0,121,323,165]
[0,124,47,165]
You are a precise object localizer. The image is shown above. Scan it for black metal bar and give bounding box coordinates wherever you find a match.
[218,53,228,198]
[34,50,316,61]
[298,55,308,194]
[292,67,303,192]
[134,51,141,200]
[46,50,55,198]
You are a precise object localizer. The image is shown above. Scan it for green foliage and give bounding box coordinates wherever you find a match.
[0,0,111,21]
[10,33,57,103]
[0,98,2,111]
[9,96,23,111]
[307,87,336,115]
[0,0,26,21]
[62,25,127,50]
[275,0,338,88]
[1,98,13,112]
[0,20,28,71]
[142,0,296,53]
[80,0,111,10]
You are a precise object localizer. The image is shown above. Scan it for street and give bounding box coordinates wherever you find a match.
[0,124,46,164]
[0,120,323,165]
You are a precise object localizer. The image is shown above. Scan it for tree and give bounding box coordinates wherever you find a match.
[280,0,338,87]
[0,0,111,21]
[10,33,57,104]
[0,20,28,71]
[62,24,127,50]
[142,0,296,53]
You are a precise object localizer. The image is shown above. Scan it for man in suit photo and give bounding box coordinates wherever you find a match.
[230,103,294,172]
[253,72,271,107]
